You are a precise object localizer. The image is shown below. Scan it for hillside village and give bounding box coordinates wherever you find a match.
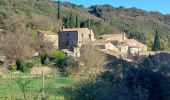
[1,0,170,99]
[39,28,152,62]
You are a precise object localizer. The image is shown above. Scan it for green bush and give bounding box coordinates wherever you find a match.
[53,49,67,60]
[16,60,34,72]
[55,57,78,75]
[8,64,17,72]
[32,59,41,66]
[41,56,50,65]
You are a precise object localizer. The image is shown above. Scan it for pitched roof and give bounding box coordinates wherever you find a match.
[99,34,123,38]
[94,40,111,45]
[123,39,147,47]
[99,49,122,57]
[116,44,128,48]
[38,30,57,35]
[62,28,89,32]
[98,33,127,42]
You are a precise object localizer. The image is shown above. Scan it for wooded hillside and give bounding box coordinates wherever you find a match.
[1,0,170,49]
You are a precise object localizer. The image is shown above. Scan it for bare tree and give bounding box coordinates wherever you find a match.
[73,42,107,81]
[0,32,34,65]
[29,15,62,32]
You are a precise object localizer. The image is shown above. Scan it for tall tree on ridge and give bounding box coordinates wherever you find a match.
[152,28,164,51]
[66,14,70,28]
[57,0,60,20]
[69,12,75,28]
[75,14,80,28]
[87,17,91,29]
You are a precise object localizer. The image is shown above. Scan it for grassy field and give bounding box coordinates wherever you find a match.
[0,74,72,100]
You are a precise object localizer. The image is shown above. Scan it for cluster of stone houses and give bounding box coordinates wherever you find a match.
[39,28,95,57]
[96,33,148,59]
[39,28,148,60]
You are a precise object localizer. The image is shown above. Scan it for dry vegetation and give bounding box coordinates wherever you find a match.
[65,42,107,81]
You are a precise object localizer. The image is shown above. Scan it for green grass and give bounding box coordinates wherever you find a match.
[0,75,72,100]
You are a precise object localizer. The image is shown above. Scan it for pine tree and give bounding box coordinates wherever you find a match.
[57,0,60,19]
[75,14,80,28]
[152,29,163,51]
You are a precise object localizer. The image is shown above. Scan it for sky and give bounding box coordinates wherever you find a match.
[57,0,170,14]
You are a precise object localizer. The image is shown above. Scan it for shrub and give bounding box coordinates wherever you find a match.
[8,64,17,71]
[55,57,78,75]
[31,59,41,66]
[16,60,34,72]
[48,49,66,60]
[55,57,68,69]
[41,56,50,65]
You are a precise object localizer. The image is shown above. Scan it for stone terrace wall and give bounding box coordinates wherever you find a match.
[30,67,58,75]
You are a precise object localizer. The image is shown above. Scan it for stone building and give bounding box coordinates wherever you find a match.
[123,39,148,53]
[58,28,95,50]
[98,33,148,55]
[98,33,127,42]
[95,41,118,50]
[38,30,58,48]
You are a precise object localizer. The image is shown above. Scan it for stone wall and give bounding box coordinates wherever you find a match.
[30,67,58,75]
[58,31,78,50]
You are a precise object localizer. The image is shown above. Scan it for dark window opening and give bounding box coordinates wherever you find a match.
[99,37,103,39]
[66,41,69,46]
[89,34,91,38]
[67,33,69,36]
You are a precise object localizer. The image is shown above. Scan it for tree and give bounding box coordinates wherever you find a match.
[57,0,60,20]
[152,29,164,51]
[87,17,91,28]
[0,32,33,64]
[69,12,75,28]
[75,14,80,28]
[125,66,165,100]
[76,42,107,80]
[65,14,70,28]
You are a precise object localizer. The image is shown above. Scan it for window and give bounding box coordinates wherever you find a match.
[66,41,69,46]
[89,34,91,38]
[67,33,69,37]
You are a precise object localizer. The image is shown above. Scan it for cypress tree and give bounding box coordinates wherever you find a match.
[57,0,60,19]
[152,29,162,51]
[69,12,75,28]
[75,14,80,28]
[87,17,91,28]
[66,14,70,28]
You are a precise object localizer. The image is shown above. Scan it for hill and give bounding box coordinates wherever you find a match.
[0,0,170,50]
